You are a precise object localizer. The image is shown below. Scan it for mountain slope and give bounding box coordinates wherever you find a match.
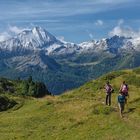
[0,68,140,140]
[1,27,140,94]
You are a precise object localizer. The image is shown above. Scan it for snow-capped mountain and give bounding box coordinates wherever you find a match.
[79,39,108,53]
[0,26,82,57]
[78,35,136,54]
[0,26,139,57]
[0,27,62,52]
[0,27,63,71]
[0,26,140,94]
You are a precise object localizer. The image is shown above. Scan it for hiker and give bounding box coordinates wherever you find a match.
[119,81,129,104]
[118,93,126,118]
[104,81,113,106]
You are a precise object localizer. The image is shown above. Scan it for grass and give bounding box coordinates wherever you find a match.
[0,69,140,140]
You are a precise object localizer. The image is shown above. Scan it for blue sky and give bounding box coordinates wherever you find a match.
[0,0,140,43]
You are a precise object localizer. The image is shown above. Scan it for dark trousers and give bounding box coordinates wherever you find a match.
[106,93,111,106]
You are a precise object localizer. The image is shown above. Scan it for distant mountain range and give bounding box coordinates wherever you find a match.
[0,26,140,94]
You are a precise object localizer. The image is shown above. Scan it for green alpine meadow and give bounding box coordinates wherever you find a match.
[0,1,140,140]
[0,68,140,140]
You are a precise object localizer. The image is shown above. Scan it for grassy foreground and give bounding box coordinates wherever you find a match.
[0,69,140,140]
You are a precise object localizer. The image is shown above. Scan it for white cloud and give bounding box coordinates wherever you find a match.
[89,33,94,39]
[57,36,65,41]
[95,20,103,26]
[118,19,124,26]
[86,29,94,39]
[8,25,29,34]
[0,26,30,42]
[0,32,11,42]
[109,20,140,38]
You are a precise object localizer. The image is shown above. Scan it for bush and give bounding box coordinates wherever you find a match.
[0,96,17,111]
[21,80,50,97]
[34,82,50,97]
[0,78,14,92]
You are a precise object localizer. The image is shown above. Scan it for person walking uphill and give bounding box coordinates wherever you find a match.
[104,81,113,106]
[118,93,126,118]
[119,81,129,104]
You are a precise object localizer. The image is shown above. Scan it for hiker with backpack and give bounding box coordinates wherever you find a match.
[104,81,113,106]
[119,81,129,104]
[118,92,126,118]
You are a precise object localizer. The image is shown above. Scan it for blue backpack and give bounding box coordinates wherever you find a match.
[118,95,125,103]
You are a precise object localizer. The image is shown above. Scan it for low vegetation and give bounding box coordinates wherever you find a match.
[0,76,50,97]
[0,69,140,140]
[0,95,17,111]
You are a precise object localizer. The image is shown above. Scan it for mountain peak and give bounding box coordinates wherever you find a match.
[0,26,62,53]
[30,26,60,47]
[32,26,46,36]
[106,35,126,48]
[32,26,42,31]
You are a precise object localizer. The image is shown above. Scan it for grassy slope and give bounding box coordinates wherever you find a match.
[0,69,140,140]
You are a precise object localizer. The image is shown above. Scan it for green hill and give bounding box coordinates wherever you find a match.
[0,68,140,140]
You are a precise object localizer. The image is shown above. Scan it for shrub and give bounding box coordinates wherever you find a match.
[21,80,50,97]
[0,96,17,111]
